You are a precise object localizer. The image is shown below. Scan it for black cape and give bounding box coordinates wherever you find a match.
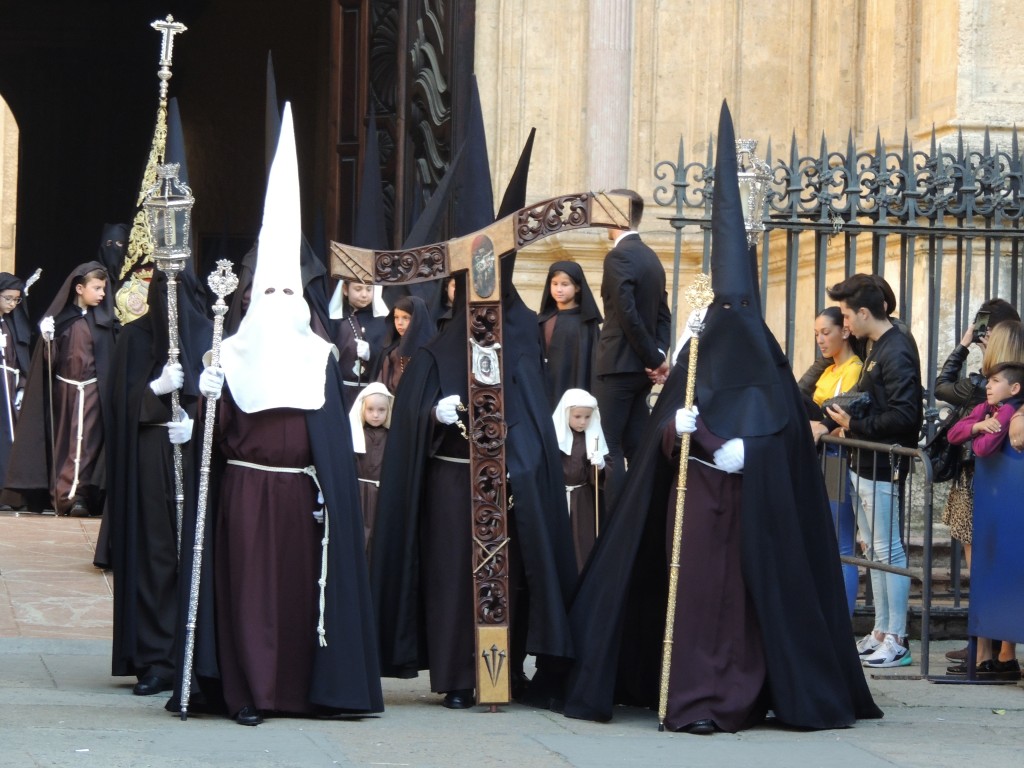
[369,272,577,678]
[560,336,883,728]
[100,270,212,680]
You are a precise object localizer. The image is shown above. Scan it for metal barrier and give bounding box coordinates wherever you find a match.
[819,434,935,676]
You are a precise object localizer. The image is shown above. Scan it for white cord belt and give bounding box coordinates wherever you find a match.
[434,454,471,464]
[358,477,380,487]
[1,364,19,385]
[225,458,331,647]
[564,482,585,514]
[55,375,98,500]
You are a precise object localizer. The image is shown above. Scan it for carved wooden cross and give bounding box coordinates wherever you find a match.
[330,191,631,706]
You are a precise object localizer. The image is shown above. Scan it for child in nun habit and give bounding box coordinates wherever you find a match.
[551,388,608,572]
[348,381,393,560]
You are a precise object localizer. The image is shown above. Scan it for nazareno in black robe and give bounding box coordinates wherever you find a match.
[370,269,577,686]
[559,100,881,731]
[559,335,883,728]
[537,260,602,410]
[100,270,211,683]
[0,272,31,488]
[2,261,116,512]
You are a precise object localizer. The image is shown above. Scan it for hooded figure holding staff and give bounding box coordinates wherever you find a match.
[557,101,881,734]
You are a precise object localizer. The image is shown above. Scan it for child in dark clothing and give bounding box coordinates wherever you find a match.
[551,388,608,572]
[946,360,1024,680]
[947,362,1024,456]
[537,262,602,410]
[349,382,393,559]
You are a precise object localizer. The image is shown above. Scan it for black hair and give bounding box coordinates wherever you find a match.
[826,274,887,320]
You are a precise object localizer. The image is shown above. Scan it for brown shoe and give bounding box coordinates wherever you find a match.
[945,646,968,662]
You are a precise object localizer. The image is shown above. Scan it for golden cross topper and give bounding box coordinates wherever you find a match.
[684,273,714,311]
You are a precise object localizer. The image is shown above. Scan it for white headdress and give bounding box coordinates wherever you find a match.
[219,104,337,413]
[328,280,388,320]
[348,382,394,453]
[552,388,609,459]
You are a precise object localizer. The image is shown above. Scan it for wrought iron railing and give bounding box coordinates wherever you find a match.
[653,125,1024,409]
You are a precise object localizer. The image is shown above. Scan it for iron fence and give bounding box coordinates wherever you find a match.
[653,125,1024,410]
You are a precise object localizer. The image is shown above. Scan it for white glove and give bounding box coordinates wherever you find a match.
[435,394,461,425]
[14,389,23,411]
[675,406,699,435]
[713,438,745,473]
[355,339,371,361]
[39,315,55,342]
[149,362,185,396]
[198,366,225,400]
[166,414,194,445]
[588,452,606,471]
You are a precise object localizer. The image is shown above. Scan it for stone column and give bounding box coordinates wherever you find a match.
[586,0,633,190]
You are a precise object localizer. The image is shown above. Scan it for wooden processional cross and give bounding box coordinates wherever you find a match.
[330,191,632,707]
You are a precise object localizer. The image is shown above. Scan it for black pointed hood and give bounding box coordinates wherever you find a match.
[695,101,786,439]
[497,128,536,219]
[354,114,389,251]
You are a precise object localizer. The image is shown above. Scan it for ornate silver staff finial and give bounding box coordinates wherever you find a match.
[151,15,187,100]
[208,259,240,305]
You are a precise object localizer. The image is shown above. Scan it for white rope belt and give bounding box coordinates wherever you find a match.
[342,380,363,387]
[55,375,98,500]
[564,483,585,514]
[358,477,380,487]
[689,456,740,474]
[226,458,331,647]
[434,454,471,464]
[1,364,19,385]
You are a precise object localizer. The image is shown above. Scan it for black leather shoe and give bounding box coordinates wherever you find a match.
[69,501,90,518]
[442,689,475,709]
[680,719,716,735]
[132,675,172,696]
[235,706,263,726]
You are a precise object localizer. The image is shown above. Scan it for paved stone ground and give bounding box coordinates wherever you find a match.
[1,513,1021,768]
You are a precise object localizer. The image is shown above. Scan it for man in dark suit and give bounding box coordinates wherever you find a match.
[594,189,671,504]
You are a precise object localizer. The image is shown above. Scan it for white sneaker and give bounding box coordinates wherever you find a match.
[862,634,912,668]
[856,633,882,657]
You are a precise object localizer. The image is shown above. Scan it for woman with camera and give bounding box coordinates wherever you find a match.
[934,298,1019,664]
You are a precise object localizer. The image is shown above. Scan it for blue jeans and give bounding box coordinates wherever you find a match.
[825,445,858,617]
[849,472,910,639]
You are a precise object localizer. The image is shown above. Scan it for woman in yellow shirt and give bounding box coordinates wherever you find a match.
[809,306,862,616]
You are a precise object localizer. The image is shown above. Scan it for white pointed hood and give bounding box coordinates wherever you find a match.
[220,103,336,413]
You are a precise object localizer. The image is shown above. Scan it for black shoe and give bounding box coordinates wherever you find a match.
[132,675,172,696]
[679,719,716,735]
[69,501,90,518]
[510,672,530,701]
[234,706,263,726]
[992,659,1022,680]
[442,689,475,709]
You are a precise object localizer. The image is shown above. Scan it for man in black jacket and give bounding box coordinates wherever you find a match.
[824,273,922,669]
[594,189,671,503]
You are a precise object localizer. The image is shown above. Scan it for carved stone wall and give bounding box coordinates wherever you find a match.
[475,0,1024,363]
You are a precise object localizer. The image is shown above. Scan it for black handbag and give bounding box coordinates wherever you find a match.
[821,391,872,421]
[924,403,972,483]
